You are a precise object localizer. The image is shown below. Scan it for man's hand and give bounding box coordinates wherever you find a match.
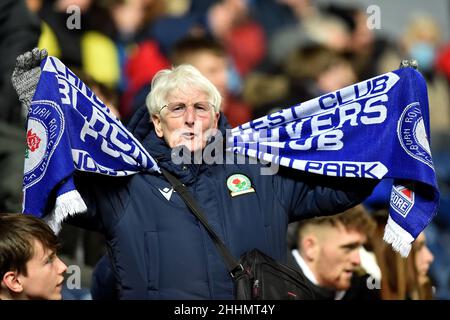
[399,59,418,70]
[11,47,48,111]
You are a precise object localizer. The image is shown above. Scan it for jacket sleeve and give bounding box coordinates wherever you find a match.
[65,173,131,233]
[64,173,104,232]
[273,167,379,222]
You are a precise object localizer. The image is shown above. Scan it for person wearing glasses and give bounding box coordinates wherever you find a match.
[12,51,378,299]
[148,65,221,154]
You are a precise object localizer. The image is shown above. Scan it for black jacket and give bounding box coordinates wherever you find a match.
[286,250,381,300]
[73,108,377,299]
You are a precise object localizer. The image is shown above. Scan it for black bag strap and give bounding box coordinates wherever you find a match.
[160,167,244,278]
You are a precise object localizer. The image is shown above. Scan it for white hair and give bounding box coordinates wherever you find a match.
[145,64,222,116]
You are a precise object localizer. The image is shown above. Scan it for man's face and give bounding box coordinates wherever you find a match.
[18,240,67,300]
[313,224,366,291]
[152,87,220,152]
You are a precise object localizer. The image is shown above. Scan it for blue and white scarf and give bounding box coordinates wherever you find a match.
[24,57,438,257]
[23,57,159,232]
[229,67,439,257]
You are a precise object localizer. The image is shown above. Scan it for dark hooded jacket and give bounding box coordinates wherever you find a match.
[73,107,377,299]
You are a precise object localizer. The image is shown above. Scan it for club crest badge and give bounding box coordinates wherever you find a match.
[24,100,64,189]
[390,184,415,217]
[397,102,433,169]
[227,174,255,197]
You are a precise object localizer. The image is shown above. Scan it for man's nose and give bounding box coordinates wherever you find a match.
[350,249,361,266]
[56,256,68,274]
[184,105,196,124]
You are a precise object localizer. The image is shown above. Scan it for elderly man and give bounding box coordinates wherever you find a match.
[12,49,377,299]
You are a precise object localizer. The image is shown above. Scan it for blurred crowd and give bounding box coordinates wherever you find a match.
[0,0,449,300]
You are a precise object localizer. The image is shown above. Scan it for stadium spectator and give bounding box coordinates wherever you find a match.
[287,205,379,300]
[0,213,67,300]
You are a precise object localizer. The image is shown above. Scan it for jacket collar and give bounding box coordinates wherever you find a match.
[291,249,337,300]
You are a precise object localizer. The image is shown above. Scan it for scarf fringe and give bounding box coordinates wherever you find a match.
[383,216,413,257]
[44,190,87,234]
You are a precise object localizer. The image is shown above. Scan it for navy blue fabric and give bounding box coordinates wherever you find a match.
[73,111,376,300]
[90,255,118,300]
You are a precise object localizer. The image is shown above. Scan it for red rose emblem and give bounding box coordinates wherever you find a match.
[232,178,241,185]
[27,129,41,152]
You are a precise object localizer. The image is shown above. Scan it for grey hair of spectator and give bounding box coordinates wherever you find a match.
[145,64,222,116]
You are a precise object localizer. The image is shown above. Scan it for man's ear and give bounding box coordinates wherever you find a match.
[213,112,220,129]
[2,271,23,293]
[151,114,164,138]
[301,235,319,262]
